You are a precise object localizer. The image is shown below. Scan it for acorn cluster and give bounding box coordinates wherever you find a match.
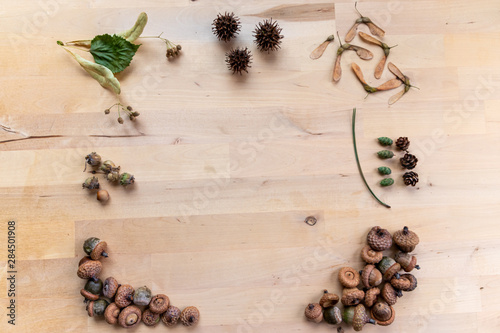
[83,152,135,203]
[304,226,420,331]
[77,237,200,328]
[376,137,419,186]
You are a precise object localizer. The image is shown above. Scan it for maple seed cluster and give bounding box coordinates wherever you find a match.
[77,237,200,328]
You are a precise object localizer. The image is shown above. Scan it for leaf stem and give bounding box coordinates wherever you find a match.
[59,44,90,52]
[352,108,391,208]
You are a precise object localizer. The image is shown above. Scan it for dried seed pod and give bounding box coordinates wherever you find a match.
[323,306,342,325]
[381,283,402,305]
[377,150,394,159]
[377,256,401,281]
[142,308,160,326]
[82,176,100,190]
[212,12,241,42]
[103,277,119,298]
[360,265,383,288]
[149,294,170,314]
[378,166,392,175]
[395,137,410,151]
[87,298,109,317]
[180,306,200,326]
[106,171,120,182]
[367,226,392,251]
[120,173,135,186]
[400,153,418,169]
[304,303,323,323]
[339,267,361,288]
[360,245,383,264]
[380,178,394,186]
[403,171,419,186]
[77,259,102,280]
[378,137,393,146]
[393,226,420,252]
[253,19,283,52]
[104,302,121,324]
[226,47,252,75]
[83,237,108,260]
[85,152,102,167]
[371,301,395,326]
[343,304,375,331]
[81,278,103,301]
[364,287,380,308]
[391,273,417,292]
[100,160,119,174]
[115,284,135,308]
[133,286,152,306]
[319,290,339,308]
[162,305,181,327]
[118,305,142,328]
[394,251,420,272]
[341,288,365,306]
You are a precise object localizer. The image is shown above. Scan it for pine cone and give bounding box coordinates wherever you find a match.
[403,171,419,186]
[377,137,393,146]
[400,153,418,169]
[395,137,410,151]
[212,12,241,42]
[225,48,252,75]
[253,19,283,52]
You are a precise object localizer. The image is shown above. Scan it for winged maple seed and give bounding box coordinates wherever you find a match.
[358,32,397,79]
[387,62,419,105]
[333,33,373,82]
[351,63,402,95]
[345,2,385,42]
[310,35,335,60]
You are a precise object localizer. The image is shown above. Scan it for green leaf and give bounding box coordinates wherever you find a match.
[90,34,140,73]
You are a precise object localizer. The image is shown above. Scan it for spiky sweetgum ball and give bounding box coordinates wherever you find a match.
[253,19,283,52]
[212,12,241,42]
[225,47,252,75]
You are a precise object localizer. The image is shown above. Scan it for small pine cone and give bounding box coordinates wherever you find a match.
[378,166,392,175]
[253,19,283,52]
[403,171,419,186]
[377,150,394,159]
[378,137,393,146]
[395,137,410,151]
[380,178,394,187]
[226,48,252,75]
[212,12,241,42]
[400,153,418,169]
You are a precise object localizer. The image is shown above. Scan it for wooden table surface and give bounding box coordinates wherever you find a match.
[1,0,500,332]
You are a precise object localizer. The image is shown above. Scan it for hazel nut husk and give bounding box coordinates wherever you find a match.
[120,172,135,186]
[142,308,161,326]
[118,305,142,328]
[82,176,100,190]
[104,302,121,324]
[149,294,170,314]
[367,226,393,251]
[162,305,181,327]
[391,273,417,292]
[360,245,383,264]
[106,171,120,182]
[341,288,365,307]
[304,303,323,323]
[87,298,109,317]
[393,226,420,252]
[180,306,200,326]
[377,256,401,281]
[83,237,108,260]
[103,277,119,299]
[371,301,395,326]
[319,290,339,308]
[323,306,342,325]
[133,286,152,306]
[339,267,361,288]
[115,284,135,308]
[360,265,383,288]
[394,251,420,272]
[382,282,402,306]
[364,287,380,308]
[342,304,375,332]
[77,259,102,280]
[85,152,102,167]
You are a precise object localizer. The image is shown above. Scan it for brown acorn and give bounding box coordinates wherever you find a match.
[364,288,380,308]
[180,306,200,326]
[77,259,102,280]
[381,283,402,306]
[83,237,108,260]
[115,284,135,308]
[104,302,121,325]
[142,308,160,327]
[341,288,365,306]
[395,137,410,151]
[80,278,102,301]
[377,257,401,281]
[360,245,383,264]
[87,298,109,317]
[367,226,392,251]
[394,251,420,272]
[118,305,142,328]
[305,303,323,323]
[319,290,339,308]
[360,265,383,288]
[149,294,170,314]
[371,301,395,326]
[162,305,181,327]
[342,304,375,331]
[103,277,119,299]
[253,19,283,52]
[339,267,361,288]
[393,226,420,252]
[391,273,418,292]
[226,48,252,75]
[78,256,92,267]
[212,12,241,42]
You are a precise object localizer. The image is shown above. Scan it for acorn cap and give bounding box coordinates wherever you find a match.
[90,241,108,260]
[341,288,365,307]
[162,305,181,327]
[118,305,142,328]
[364,288,380,308]
[115,284,135,308]
[352,304,376,331]
[180,306,200,326]
[77,260,102,280]
[339,267,361,288]
[149,294,170,314]
[305,303,323,323]
[360,245,383,264]
[361,265,383,288]
[104,302,121,325]
[393,226,420,252]
[142,308,160,327]
[81,289,99,301]
[367,226,393,251]
[319,290,339,308]
[391,273,417,292]
[394,251,420,272]
[103,277,119,299]
[371,301,395,326]
[381,283,402,306]
[87,300,95,317]
[323,306,342,325]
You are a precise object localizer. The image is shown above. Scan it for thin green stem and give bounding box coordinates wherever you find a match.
[352,108,391,208]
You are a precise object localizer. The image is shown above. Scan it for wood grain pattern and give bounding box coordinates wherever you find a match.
[1,0,500,332]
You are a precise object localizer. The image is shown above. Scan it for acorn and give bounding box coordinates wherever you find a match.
[391,273,417,292]
[104,302,121,324]
[77,259,102,280]
[253,19,283,52]
[323,306,342,325]
[83,237,108,260]
[115,284,135,308]
[360,245,383,264]
[338,267,361,288]
[212,12,241,42]
[342,304,375,331]
[394,251,420,272]
[162,305,181,327]
[81,278,103,301]
[304,303,323,323]
[85,152,101,167]
[377,256,401,281]
[78,256,92,267]
[341,288,365,307]
[82,176,100,190]
[103,277,119,299]
[360,265,383,288]
[226,47,252,75]
[393,226,420,252]
[87,298,109,317]
[180,306,200,326]
[118,305,142,328]
[120,173,135,186]
[96,190,109,203]
[364,288,380,308]
[142,308,161,327]
[100,160,119,174]
[149,294,170,314]
[367,226,392,251]
[133,286,152,306]
[381,283,402,306]
[370,301,395,326]
[319,290,339,308]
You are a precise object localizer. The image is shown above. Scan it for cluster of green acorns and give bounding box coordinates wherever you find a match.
[77,237,200,328]
[305,226,420,331]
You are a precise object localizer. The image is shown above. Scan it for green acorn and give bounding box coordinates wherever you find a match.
[378,166,392,175]
[378,137,393,146]
[380,178,394,186]
[377,150,395,159]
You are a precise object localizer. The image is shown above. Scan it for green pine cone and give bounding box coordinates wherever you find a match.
[377,150,395,159]
[378,166,392,175]
[380,178,394,186]
[378,137,393,146]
